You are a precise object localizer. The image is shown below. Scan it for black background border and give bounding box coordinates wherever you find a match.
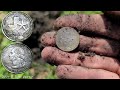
[0,0,120,10]
[0,0,119,88]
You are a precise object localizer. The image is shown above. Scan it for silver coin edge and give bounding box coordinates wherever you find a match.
[1,11,33,42]
[1,42,33,74]
[56,27,80,52]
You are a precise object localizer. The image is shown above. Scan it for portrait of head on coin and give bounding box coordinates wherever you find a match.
[1,11,33,42]
[1,43,33,74]
[9,47,26,68]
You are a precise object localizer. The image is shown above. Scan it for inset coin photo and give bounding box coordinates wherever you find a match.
[1,43,33,74]
[1,11,33,42]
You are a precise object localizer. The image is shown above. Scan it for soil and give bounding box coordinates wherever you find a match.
[23,11,62,61]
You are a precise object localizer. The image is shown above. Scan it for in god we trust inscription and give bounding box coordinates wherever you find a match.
[1,11,33,74]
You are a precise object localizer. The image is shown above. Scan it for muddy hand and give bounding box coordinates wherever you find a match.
[41,11,120,79]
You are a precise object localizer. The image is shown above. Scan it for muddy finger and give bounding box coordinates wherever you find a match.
[40,31,120,57]
[56,65,120,79]
[53,14,120,40]
[41,47,120,75]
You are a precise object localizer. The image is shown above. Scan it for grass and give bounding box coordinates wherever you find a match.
[61,11,102,15]
[0,11,102,79]
[0,11,32,79]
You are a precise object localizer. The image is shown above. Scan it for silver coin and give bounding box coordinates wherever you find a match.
[1,43,33,74]
[56,27,80,52]
[1,11,33,42]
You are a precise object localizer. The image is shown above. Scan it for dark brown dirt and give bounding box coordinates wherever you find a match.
[23,11,62,61]
[103,11,120,23]
[78,51,85,60]
[84,52,96,57]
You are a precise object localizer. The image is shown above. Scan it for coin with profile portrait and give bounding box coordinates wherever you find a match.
[1,43,33,74]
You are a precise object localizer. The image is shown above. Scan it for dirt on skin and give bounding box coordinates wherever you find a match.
[40,31,120,57]
[23,12,120,78]
[54,14,120,40]
[41,46,120,74]
[56,65,120,79]
[25,12,120,61]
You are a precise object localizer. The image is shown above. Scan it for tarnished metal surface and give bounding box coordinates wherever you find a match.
[56,27,80,52]
[1,11,33,42]
[1,43,33,74]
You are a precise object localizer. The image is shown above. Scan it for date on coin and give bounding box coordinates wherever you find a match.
[1,43,33,74]
[56,27,80,52]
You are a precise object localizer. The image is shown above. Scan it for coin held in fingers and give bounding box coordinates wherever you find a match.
[56,27,80,52]
[1,43,33,74]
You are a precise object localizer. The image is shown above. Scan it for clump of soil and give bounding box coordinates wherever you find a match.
[23,11,62,61]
